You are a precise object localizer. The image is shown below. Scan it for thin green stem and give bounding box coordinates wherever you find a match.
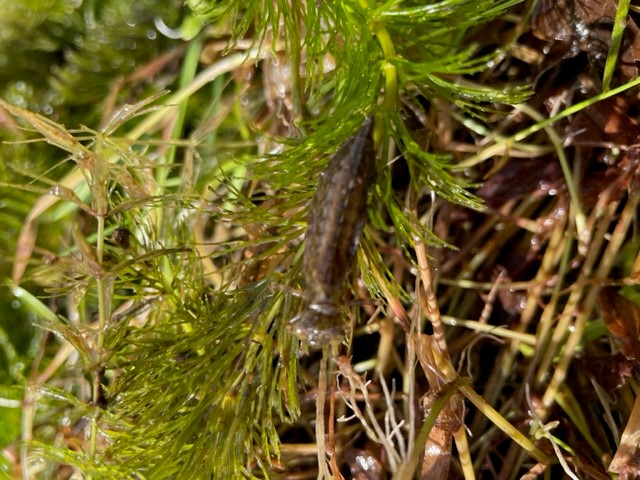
[381,62,398,111]
[515,104,586,251]
[457,76,640,169]
[88,214,107,476]
[393,380,461,480]
[126,48,266,141]
[371,8,399,111]
[155,37,202,236]
[460,384,553,464]
[603,0,630,91]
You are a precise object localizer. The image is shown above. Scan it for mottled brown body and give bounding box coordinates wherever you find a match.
[291,116,376,346]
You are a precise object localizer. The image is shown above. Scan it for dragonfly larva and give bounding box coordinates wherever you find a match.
[290,116,376,347]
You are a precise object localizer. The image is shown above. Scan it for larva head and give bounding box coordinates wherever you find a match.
[289,301,347,348]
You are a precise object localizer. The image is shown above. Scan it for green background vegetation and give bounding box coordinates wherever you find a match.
[1,0,639,478]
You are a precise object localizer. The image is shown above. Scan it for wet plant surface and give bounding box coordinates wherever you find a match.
[0,1,639,479]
